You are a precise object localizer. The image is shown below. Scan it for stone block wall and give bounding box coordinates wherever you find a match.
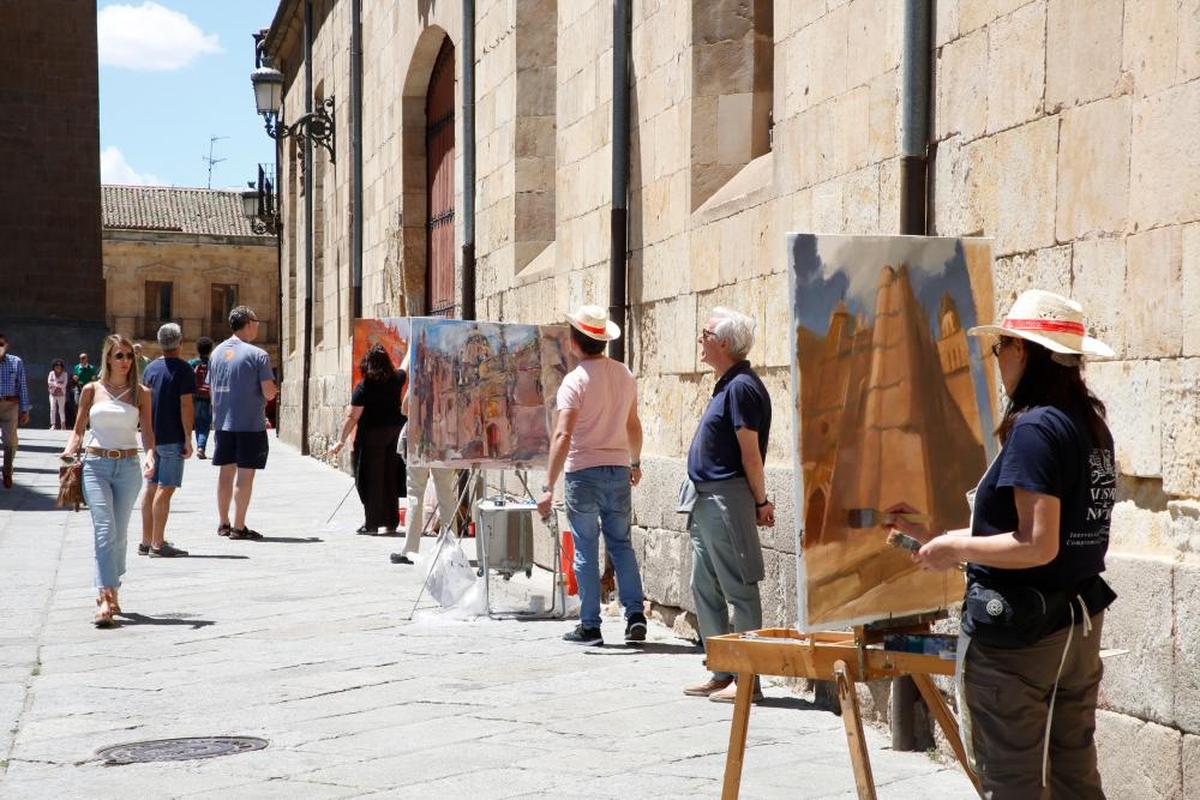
[267,1,1200,788]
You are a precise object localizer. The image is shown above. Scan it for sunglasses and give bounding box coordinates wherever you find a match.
[990,338,1015,358]
[111,352,134,361]
[699,329,718,341]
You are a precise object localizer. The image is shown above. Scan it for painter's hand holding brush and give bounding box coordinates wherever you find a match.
[883,502,968,572]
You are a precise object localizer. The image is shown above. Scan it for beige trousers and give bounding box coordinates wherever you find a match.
[0,400,18,471]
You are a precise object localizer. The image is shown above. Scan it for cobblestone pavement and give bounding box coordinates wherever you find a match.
[0,430,976,799]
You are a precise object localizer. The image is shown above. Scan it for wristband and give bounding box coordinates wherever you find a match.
[631,461,641,468]
[755,498,770,508]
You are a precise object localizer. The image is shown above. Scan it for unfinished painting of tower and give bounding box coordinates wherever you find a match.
[406,318,574,468]
[789,234,997,629]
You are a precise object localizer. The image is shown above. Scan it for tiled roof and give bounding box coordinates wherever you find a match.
[101,185,271,238]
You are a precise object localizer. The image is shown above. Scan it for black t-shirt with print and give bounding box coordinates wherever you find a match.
[968,405,1115,592]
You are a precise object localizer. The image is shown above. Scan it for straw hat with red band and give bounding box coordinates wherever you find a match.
[566,304,621,342]
[967,289,1113,358]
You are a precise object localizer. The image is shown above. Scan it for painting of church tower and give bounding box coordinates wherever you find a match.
[789,234,997,629]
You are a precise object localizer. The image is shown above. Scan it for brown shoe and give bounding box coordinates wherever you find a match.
[2,467,11,489]
[683,677,733,697]
[709,678,764,704]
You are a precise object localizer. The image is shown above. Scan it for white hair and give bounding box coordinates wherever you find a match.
[709,306,756,360]
[157,322,182,350]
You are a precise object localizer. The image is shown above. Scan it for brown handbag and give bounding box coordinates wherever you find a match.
[57,456,84,511]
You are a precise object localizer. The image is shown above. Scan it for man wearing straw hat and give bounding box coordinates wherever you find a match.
[537,304,647,646]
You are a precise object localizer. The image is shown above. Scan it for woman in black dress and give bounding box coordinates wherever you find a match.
[330,345,407,534]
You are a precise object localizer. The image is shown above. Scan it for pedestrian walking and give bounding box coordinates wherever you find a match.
[133,342,151,376]
[679,307,773,703]
[138,323,194,558]
[394,349,458,565]
[886,290,1117,799]
[47,359,69,430]
[329,345,407,535]
[537,304,647,646]
[189,337,213,459]
[210,305,277,540]
[0,332,32,489]
[72,352,97,411]
[60,334,155,627]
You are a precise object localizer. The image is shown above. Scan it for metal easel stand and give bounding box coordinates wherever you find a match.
[478,467,567,621]
[403,465,479,621]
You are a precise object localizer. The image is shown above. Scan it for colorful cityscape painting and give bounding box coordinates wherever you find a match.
[351,317,411,388]
[789,234,997,630]
[406,318,574,468]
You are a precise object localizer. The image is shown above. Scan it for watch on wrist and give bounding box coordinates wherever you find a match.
[755,497,770,508]
[631,461,641,468]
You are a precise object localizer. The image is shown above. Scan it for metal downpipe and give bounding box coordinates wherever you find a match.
[461,0,477,321]
[609,0,630,363]
[892,0,934,752]
[350,0,363,319]
[300,0,314,456]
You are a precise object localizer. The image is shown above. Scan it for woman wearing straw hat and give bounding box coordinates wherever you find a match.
[886,289,1117,799]
[537,304,647,646]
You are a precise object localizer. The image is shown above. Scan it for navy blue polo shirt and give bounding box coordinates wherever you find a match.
[687,360,771,482]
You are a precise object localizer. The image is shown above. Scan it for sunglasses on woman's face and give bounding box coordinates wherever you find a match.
[990,338,1015,358]
[111,352,134,362]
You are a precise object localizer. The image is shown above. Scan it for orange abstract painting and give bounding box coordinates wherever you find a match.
[352,318,411,388]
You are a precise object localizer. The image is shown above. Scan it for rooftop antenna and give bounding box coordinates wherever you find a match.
[202,135,229,189]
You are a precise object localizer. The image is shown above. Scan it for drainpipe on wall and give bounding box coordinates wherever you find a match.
[461,0,477,321]
[609,0,631,363]
[350,0,363,319]
[892,0,934,753]
[300,0,314,456]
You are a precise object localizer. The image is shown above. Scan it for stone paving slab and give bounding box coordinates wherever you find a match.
[0,430,976,798]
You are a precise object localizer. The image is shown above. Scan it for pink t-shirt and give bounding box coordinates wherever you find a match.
[557,357,637,473]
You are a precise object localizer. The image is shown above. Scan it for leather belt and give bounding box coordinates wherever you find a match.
[0,396,18,402]
[85,446,140,459]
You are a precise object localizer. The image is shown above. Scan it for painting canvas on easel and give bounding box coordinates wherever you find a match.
[352,317,411,388]
[406,318,574,468]
[789,234,998,630]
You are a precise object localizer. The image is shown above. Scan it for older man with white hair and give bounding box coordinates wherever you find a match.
[138,322,194,558]
[679,307,774,703]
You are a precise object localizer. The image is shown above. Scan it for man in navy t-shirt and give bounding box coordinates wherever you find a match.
[138,323,195,558]
[210,305,277,540]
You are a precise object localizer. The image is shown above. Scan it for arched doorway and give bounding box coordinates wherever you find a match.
[425,39,456,318]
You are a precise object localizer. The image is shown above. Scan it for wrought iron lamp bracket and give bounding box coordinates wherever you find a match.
[263,96,336,164]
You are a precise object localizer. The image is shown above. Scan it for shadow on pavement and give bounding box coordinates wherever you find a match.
[115,612,216,629]
[0,483,65,512]
[586,642,704,656]
[14,466,60,475]
[755,696,828,712]
[18,444,68,454]
[180,554,250,560]
[248,536,323,544]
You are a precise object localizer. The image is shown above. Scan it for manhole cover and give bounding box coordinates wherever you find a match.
[95,736,268,765]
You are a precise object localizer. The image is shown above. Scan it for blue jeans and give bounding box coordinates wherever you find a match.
[193,398,211,452]
[82,454,142,589]
[147,442,184,488]
[564,466,644,629]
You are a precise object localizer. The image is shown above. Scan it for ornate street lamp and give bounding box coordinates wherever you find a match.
[251,66,336,163]
[241,164,280,236]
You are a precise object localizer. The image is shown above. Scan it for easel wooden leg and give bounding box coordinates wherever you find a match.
[911,673,983,799]
[834,660,877,800]
[720,672,756,800]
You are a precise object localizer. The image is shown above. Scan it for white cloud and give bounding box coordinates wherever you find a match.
[100,146,162,185]
[815,235,959,307]
[98,2,222,70]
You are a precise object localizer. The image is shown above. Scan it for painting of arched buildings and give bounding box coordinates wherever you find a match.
[789,234,998,629]
[407,318,573,468]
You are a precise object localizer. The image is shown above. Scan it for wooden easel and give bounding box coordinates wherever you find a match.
[707,627,983,800]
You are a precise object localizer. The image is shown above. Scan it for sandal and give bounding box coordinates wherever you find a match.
[217,523,231,537]
[228,526,264,540]
[93,592,116,628]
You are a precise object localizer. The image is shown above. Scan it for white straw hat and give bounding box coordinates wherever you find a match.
[967,289,1113,358]
[566,304,621,342]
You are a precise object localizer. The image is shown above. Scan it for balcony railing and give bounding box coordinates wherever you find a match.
[106,316,276,345]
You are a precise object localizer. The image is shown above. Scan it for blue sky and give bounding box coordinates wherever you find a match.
[98,1,279,190]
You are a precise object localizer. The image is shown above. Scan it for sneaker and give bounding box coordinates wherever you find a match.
[197,450,207,460]
[390,552,414,565]
[149,542,189,558]
[709,678,764,704]
[137,543,151,556]
[624,612,647,644]
[683,677,733,697]
[562,624,603,646]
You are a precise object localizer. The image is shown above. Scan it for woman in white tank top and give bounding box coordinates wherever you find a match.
[61,334,155,628]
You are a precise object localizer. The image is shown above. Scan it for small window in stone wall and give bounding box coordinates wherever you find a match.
[211,283,238,333]
[691,0,774,210]
[514,0,557,272]
[145,280,173,322]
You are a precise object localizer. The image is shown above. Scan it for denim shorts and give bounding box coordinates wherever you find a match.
[148,442,185,488]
